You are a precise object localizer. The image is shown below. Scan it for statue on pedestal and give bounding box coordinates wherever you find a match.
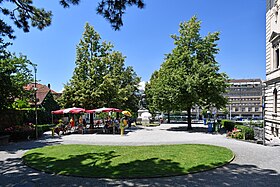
[137,94,151,125]
[138,94,147,110]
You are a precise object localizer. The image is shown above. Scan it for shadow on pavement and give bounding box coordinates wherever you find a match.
[132,163,280,187]
[0,133,63,154]
[167,126,207,133]
[1,158,280,186]
[166,126,225,134]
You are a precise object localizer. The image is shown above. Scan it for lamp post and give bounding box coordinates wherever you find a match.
[262,82,266,146]
[32,65,38,139]
[229,102,232,120]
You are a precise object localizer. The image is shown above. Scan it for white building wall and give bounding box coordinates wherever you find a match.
[265,0,280,143]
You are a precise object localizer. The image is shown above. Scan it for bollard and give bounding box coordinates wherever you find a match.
[120,127,124,136]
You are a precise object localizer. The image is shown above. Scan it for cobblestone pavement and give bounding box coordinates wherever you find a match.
[1,123,280,187]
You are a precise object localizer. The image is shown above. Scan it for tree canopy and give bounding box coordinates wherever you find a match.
[59,23,140,111]
[145,16,228,129]
[0,53,34,111]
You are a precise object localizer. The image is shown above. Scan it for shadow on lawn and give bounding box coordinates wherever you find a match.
[22,150,188,178]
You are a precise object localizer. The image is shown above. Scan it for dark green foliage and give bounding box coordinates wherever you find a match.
[0,110,26,130]
[39,92,60,124]
[235,125,254,140]
[224,121,255,140]
[249,121,264,128]
[59,0,145,30]
[96,0,145,30]
[2,124,35,141]
[1,123,55,141]
[37,124,56,134]
[0,54,34,111]
[221,120,235,132]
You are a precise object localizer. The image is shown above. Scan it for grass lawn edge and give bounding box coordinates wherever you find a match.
[22,144,235,179]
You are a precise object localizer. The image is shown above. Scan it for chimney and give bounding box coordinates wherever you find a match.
[48,84,51,89]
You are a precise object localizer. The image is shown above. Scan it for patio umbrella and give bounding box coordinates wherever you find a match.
[64,107,85,114]
[51,107,85,114]
[85,107,122,113]
[51,109,65,115]
[122,111,132,117]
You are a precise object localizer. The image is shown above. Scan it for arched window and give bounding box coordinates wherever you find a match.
[273,88,278,113]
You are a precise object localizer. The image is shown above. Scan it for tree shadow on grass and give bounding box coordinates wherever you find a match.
[22,150,186,179]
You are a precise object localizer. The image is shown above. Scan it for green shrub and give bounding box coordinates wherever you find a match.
[235,122,243,126]
[233,131,244,139]
[2,124,55,141]
[37,124,56,134]
[3,124,35,141]
[235,125,254,140]
[221,120,235,131]
[249,121,264,128]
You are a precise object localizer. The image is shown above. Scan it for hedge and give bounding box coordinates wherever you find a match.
[235,125,254,140]
[221,120,235,132]
[1,124,55,141]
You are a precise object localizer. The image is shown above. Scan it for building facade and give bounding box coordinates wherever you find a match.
[189,79,263,120]
[224,79,263,119]
[266,0,280,143]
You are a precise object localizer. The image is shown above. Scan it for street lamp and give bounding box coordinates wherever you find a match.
[262,82,266,146]
[32,64,38,139]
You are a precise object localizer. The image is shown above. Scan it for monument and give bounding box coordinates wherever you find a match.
[136,94,151,125]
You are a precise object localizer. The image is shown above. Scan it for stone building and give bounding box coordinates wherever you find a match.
[265,0,280,143]
[223,79,263,120]
[189,79,263,120]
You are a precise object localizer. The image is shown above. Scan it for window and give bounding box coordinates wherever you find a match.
[255,107,259,112]
[275,48,279,69]
[273,88,277,113]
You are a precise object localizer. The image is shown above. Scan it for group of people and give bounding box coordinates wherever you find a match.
[54,116,86,135]
[103,115,134,134]
[53,113,133,135]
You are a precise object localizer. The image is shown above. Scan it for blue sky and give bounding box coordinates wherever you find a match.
[7,0,266,92]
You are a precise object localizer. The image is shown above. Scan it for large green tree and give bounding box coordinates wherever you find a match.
[0,53,34,111]
[145,69,180,123]
[0,0,144,54]
[146,16,228,129]
[60,23,140,111]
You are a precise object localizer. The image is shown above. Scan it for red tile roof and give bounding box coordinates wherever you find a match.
[25,83,59,105]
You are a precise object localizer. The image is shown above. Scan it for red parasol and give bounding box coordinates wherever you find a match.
[85,107,122,113]
[51,107,85,114]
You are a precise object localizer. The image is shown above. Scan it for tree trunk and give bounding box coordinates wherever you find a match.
[167,111,170,123]
[187,107,192,130]
[90,113,93,125]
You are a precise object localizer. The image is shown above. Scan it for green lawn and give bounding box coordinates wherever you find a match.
[23,144,234,178]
